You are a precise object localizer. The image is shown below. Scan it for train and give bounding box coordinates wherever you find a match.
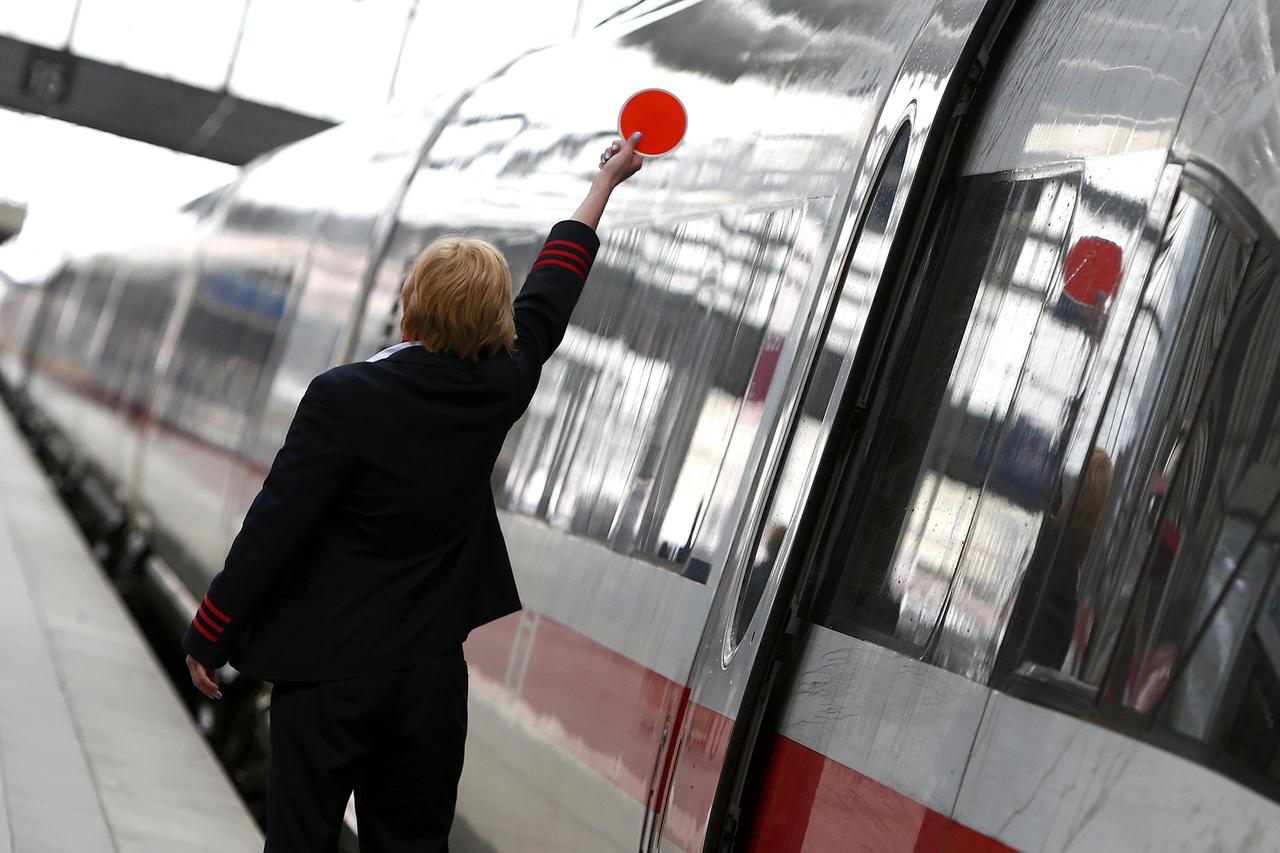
[3,0,1280,849]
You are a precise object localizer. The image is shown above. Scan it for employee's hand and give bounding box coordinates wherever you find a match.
[186,654,223,700]
[596,132,644,188]
[574,132,642,230]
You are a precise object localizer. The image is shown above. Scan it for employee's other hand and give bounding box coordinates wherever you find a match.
[597,132,644,187]
[186,654,223,700]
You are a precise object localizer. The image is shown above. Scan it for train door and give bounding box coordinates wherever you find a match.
[667,0,1251,846]
[651,1,1019,849]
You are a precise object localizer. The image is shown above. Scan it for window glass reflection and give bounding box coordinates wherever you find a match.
[1104,246,1280,713]
[731,127,910,646]
[494,207,804,577]
[812,171,1081,652]
[1162,467,1280,739]
[995,175,1280,802]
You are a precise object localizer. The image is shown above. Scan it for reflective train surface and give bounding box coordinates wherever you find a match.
[5,0,1280,849]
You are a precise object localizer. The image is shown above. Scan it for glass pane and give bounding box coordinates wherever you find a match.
[1105,246,1280,718]
[26,263,86,400]
[1072,195,1253,684]
[494,205,811,578]
[812,170,1081,651]
[1000,190,1234,681]
[1223,509,1280,789]
[238,112,430,465]
[99,263,181,409]
[1163,467,1280,739]
[731,126,909,646]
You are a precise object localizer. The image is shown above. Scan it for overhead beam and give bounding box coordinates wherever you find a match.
[0,35,335,166]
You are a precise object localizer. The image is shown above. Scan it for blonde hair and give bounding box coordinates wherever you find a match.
[400,235,515,362]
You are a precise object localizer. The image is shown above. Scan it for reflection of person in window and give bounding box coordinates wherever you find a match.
[740,523,787,629]
[1124,472,1185,713]
[1044,447,1114,668]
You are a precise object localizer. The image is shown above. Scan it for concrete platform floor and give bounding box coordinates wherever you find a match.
[0,405,262,852]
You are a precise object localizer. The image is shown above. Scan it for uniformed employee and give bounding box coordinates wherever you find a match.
[182,132,645,852]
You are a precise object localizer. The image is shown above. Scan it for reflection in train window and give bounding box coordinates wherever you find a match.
[1109,239,1280,800]
[97,266,180,408]
[45,258,119,377]
[1007,189,1254,683]
[1100,240,1280,704]
[731,127,910,646]
[812,170,1082,651]
[1001,175,1280,800]
[152,124,398,457]
[27,263,81,377]
[157,260,295,451]
[495,208,804,575]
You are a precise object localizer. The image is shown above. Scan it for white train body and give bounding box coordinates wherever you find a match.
[5,0,1280,849]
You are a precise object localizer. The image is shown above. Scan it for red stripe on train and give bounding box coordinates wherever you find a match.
[516,614,686,805]
[749,736,1014,852]
[463,615,1013,852]
[26,364,1009,850]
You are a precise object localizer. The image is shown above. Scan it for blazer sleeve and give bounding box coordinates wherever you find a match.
[181,370,356,669]
[504,219,601,406]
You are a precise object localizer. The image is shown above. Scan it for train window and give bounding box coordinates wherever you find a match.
[1107,238,1280,799]
[811,169,1082,652]
[96,265,180,408]
[1100,240,1280,705]
[1000,187,1252,685]
[997,171,1280,799]
[152,122,399,459]
[1160,465,1280,738]
[157,260,294,451]
[495,207,806,575]
[50,258,119,372]
[730,128,910,647]
[25,264,80,375]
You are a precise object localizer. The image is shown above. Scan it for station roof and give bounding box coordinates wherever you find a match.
[0,35,334,166]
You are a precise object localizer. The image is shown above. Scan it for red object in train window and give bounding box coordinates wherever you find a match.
[1063,236,1123,307]
[619,89,687,156]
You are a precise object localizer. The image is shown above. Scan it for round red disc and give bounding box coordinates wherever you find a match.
[619,89,687,156]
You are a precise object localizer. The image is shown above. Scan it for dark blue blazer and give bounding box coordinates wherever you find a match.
[182,219,599,682]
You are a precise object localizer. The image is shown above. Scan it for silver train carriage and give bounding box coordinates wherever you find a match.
[4,0,1280,849]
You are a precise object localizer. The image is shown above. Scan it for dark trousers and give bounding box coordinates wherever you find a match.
[264,648,468,852]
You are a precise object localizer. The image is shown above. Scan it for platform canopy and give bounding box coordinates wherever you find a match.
[0,34,333,166]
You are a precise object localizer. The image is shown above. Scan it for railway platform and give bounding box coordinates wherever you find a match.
[0,404,262,852]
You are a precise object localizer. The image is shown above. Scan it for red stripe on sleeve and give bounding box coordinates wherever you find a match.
[543,239,592,261]
[203,594,231,623]
[198,606,225,633]
[193,619,219,643]
[537,248,588,273]
[532,258,587,280]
